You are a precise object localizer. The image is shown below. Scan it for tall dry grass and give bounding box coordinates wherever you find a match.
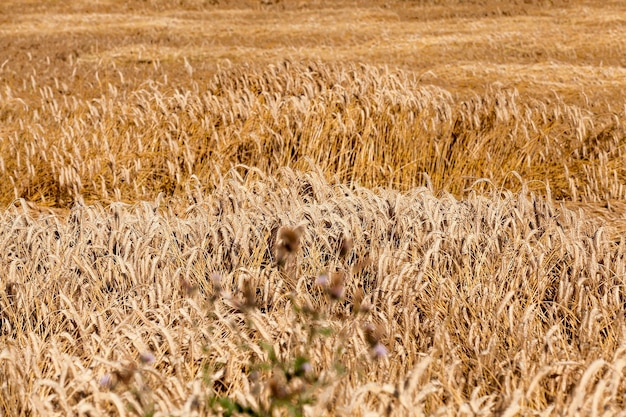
[1,60,625,209]
[1,169,626,415]
[2,1,626,415]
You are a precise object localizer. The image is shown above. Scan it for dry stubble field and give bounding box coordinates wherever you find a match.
[2,0,626,415]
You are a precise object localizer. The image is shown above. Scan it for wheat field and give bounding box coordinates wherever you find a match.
[2,1,626,416]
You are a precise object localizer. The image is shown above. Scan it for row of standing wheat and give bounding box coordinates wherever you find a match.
[0,60,624,209]
[1,169,626,415]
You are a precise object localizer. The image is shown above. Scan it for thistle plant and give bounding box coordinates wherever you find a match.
[205,223,385,417]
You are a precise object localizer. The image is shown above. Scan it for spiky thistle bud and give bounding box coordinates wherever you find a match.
[242,279,257,309]
[328,270,345,300]
[269,372,289,400]
[338,234,353,259]
[275,225,304,267]
[113,362,137,385]
[363,322,388,360]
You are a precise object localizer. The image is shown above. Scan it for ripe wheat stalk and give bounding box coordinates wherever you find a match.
[1,168,625,415]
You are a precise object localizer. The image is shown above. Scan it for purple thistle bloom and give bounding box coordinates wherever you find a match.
[139,351,155,366]
[300,362,312,373]
[211,273,222,285]
[99,373,113,389]
[372,343,388,359]
[315,274,329,286]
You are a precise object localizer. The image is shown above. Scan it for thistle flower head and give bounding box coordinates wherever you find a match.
[328,270,345,300]
[113,362,137,385]
[315,274,329,286]
[353,287,364,313]
[139,351,155,366]
[179,276,198,296]
[269,372,289,400]
[242,279,257,309]
[363,322,385,347]
[277,225,304,253]
[210,273,224,301]
[372,342,388,359]
[338,233,353,259]
[299,361,312,374]
[99,373,113,389]
[5,282,18,299]
[275,224,304,266]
